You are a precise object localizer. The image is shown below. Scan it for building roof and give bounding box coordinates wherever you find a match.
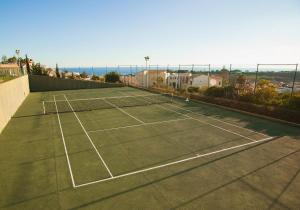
[0,63,19,68]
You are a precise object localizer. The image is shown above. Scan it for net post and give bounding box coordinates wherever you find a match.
[42,101,45,115]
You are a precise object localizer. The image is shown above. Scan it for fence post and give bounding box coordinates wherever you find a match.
[129,65,132,86]
[208,64,211,88]
[156,64,159,87]
[229,64,232,86]
[177,64,181,89]
[254,64,259,94]
[291,64,298,98]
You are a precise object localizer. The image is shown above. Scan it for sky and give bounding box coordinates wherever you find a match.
[0,0,300,67]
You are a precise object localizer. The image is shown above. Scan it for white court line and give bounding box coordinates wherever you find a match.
[167,103,269,137]
[103,98,145,124]
[136,95,258,142]
[88,117,192,133]
[74,136,275,188]
[64,94,114,178]
[53,96,76,188]
[44,93,169,103]
[157,104,257,142]
[42,101,45,115]
[119,90,268,138]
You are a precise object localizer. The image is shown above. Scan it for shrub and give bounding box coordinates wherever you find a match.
[223,86,236,98]
[177,88,186,94]
[254,80,278,105]
[187,86,199,93]
[91,74,100,80]
[238,93,254,103]
[80,71,88,78]
[31,63,46,75]
[286,95,300,111]
[204,87,225,97]
[105,71,120,83]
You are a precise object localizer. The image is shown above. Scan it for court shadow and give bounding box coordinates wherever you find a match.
[178,101,300,139]
[69,137,291,210]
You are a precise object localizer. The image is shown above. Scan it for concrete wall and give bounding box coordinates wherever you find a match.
[0,75,29,133]
[29,75,123,92]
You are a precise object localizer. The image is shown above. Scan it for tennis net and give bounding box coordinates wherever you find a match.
[44,93,173,114]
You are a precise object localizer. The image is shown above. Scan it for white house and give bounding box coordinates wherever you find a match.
[135,70,168,88]
[191,74,222,88]
[166,72,192,89]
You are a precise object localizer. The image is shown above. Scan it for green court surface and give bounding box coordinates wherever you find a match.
[0,87,300,210]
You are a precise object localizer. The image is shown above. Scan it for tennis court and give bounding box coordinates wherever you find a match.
[1,87,300,209]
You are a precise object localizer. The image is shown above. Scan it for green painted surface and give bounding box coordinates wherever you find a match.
[0,87,299,209]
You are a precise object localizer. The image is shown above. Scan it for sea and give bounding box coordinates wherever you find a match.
[62,65,297,76]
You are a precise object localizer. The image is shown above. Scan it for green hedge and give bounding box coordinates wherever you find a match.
[190,94,300,124]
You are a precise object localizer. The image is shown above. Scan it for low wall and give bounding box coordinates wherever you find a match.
[29,75,123,92]
[0,75,29,133]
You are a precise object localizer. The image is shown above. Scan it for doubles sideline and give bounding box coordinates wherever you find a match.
[53,95,76,188]
[64,94,114,178]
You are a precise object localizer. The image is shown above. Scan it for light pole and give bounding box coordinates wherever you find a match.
[15,49,20,65]
[144,56,149,70]
[144,56,150,88]
[15,49,22,75]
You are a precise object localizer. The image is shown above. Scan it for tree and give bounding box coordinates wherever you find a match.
[105,71,120,83]
[80,71,88,78]
[254,79,278,104]
[7,56,17,63]
[220,66,230,85]
[31,63,46,75]
[56,63,60,78]
[70,72,75,79]
[1,55,7,64]
[91,74,99,80]
[236,75,246,87]
[157,76,164,87]
[25,54,31,74]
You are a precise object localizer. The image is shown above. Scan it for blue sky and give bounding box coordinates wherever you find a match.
[1,0,299,67]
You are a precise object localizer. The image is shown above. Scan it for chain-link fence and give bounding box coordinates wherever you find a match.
[60,63,299,99]
[113,63,299,100]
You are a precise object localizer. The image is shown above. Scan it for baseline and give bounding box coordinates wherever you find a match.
[74,136,275,188]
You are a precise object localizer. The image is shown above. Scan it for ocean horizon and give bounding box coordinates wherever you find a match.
[61,66,297,76]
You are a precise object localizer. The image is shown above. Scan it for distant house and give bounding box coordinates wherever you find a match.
[0,63,21,76]
[135,70,168,88]
[191,74,222,88]
[46,68,57,77]
[167,72,192,89]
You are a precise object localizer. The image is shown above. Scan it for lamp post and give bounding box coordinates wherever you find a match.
[144,56,150,88]
[144,56,149,70]
[15,49,20,64]
[15,49,22,75]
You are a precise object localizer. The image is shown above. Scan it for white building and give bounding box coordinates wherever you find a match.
[135,70,169,88]
[191,74,222,89]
